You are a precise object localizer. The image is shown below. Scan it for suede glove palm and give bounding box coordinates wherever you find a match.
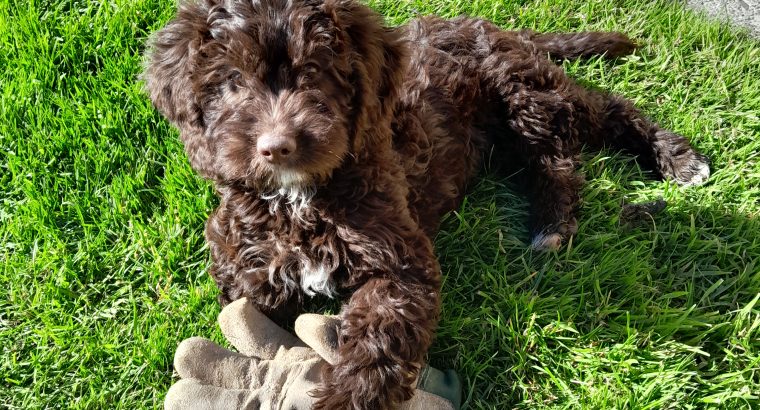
[164,298,461,409]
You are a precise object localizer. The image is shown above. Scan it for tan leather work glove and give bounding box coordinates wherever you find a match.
[164,298,462,410]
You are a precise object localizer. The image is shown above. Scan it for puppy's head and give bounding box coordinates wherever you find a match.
[143,0,405,191]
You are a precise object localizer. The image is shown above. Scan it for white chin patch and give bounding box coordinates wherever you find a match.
[276,170,307,187]
[261,170,315,217]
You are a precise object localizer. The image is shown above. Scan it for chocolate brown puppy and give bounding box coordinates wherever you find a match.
[143,0,709,408]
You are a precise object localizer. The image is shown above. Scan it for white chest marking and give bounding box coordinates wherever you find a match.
[300,260,336,297]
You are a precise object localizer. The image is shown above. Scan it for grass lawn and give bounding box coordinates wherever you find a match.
[2,0,759,408]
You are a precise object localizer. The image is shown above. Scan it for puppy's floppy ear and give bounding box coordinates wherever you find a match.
[142,1,217,177]
[322,0,406,148]
[143,1,210,131]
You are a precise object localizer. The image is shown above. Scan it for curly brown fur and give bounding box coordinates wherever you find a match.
[143,0,710,408]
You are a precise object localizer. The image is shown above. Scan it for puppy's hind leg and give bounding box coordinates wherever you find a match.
[593,95,710,186]
[483,24,709,186]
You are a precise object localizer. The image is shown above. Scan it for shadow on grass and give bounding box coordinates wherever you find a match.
[430,156,759,408]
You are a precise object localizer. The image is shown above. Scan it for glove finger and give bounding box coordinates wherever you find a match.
[164,379,263,410]
[174,337,273,390]
[294,313,341,365]
[219,298,305,358]
[400,389,456,410]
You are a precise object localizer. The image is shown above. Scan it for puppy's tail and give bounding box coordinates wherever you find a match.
[528,31,637,60]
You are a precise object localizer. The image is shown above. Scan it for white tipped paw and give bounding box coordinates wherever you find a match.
[530,232,563,251]
[531,218,576,251]
[655,131,710,186]
[677,155,710,187]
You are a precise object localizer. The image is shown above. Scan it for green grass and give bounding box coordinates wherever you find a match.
[1,0,758,408]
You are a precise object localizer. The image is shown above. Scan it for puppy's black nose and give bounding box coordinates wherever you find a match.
[257,134,296,164]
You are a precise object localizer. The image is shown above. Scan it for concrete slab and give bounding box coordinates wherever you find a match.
[686,0,760,36]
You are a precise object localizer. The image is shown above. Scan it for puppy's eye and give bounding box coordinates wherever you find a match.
[298,63,321,85]
[303,63,320,73]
